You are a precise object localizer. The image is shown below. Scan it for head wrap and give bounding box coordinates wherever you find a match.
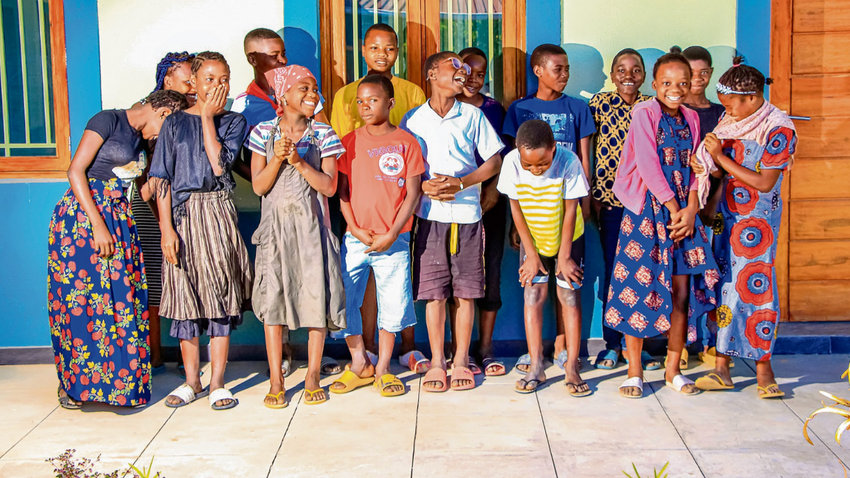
[264,65,315,102]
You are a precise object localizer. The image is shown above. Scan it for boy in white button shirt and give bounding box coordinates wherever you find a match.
[400,51,504,392]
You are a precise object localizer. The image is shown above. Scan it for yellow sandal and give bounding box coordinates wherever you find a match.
[304,388,328,405]
[757,383,785,399]
[374,374,405,397]
[263,391,288,409]
[329,370,375,394]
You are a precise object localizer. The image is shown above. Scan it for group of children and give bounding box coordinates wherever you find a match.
[46,22,796,411]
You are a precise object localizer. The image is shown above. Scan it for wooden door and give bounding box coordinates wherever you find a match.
[773,0,850,321]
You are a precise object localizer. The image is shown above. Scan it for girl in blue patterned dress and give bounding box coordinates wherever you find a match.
[605,50,720,398]
[693,59,797,399]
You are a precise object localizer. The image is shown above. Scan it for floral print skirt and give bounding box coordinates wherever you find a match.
[47,178,151,406]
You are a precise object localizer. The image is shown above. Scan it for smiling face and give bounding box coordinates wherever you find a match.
[163,62,196,105]
[362,30,398,74]
[192,60,230,105]
[247,37,287,75]
[652,61,691,114]
[461,54,487,98]
[356,82,394,126]
[519,145,556,176]
[430,54,468,96]
[611,54,645,98]
[282,76,320,117]
[688,59,713,96]
[535,54,570,93]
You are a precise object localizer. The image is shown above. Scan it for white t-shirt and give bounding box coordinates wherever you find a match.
[400,100,504,224]
[497,145,589,256]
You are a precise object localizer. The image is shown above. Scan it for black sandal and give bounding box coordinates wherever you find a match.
[57,387,82,410]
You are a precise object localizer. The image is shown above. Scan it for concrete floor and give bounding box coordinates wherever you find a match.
[1,355,848,478]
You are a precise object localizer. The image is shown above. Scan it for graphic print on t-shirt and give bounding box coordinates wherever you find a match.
[369,144,406,185]
[537,112,576,151]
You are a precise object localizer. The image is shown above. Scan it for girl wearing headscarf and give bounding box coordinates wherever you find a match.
[246,65,346,407]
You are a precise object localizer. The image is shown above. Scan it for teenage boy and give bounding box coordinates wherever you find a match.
[329,75,424,397]
[503,43,596,374]
[400,51,504,392]
[498,120,590,396]
[230,27,336,376]
[331,22,429,374]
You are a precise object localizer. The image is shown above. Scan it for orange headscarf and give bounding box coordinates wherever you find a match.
[264,65,315,116]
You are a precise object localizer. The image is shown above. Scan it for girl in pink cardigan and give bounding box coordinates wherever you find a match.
[605,48,720,399]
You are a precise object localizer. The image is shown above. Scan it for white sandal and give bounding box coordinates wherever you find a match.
[165,383,208,408]
[209,388,239,411]
[665,374,701,396]
[619,376,644,399]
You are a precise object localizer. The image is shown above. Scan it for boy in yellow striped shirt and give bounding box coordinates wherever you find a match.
[496,120,591,396]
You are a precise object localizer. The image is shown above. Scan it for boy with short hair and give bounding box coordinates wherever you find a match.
[400,51,504,392]
[329,74,424,397]
[504,43,596,375]
[331,22,429,374]
[497,120,591,396]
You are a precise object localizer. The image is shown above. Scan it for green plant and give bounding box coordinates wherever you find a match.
[623,462,669,478]
[127,457,163,478]
[47,449,164,478]
[803,360,850,447]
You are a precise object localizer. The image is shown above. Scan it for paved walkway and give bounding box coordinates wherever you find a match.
[1,354,848,477]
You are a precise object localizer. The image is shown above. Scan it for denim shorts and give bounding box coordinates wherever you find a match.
[331,232,416,338]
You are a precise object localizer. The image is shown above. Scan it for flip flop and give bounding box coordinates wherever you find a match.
[329,370,375,394]
[697,347,735,368]
[209,388,238,411]
[165,384,209,408]
[282,358,293,378]
[400,350,431,374]
[757,383,785,399]
[304,388,328,405]
[482,357,506,376]
[374,374,405,397]
[320,356,343,376]
[515,378,546,394]
[514,354,531,374]
[57,387,82,410]
[619,377,644,399]
[664,348,689,370]
[595,349,620,370]
[553,350,569,370]
[625,351,661,371]
[423,368,448,393]
[695,373,735,391]
[468,357,482,375]
[451,366,476,391]
[264,391,288,409]
[665,374,701,396]
[565,381,592,397]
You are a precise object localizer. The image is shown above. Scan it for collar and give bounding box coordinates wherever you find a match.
[425,98,462,121]
[245,80,277,109]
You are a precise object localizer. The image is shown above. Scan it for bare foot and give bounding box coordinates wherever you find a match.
[264,379,286,407]
[305,370,326,402]
[516,364,547,392]
[330,361,375,391]
[564,360,589,395]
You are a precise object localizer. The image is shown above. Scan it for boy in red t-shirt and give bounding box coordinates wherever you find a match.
[329,75,424,397]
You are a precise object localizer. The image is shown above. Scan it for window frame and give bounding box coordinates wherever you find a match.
[0,0,71,179]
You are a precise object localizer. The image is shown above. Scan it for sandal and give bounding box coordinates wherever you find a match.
[665,374,700,396]
[697,347,735,368]
[482,357,506,376]
[304,388,328,405]
[264,391,288,409]
[565,381,592,398]
[57,387,82,410]
[695,373,735,391]
[624,351,661,371]
[209,388,238,411]
[595,349,620,370]
[423,368,448,393]
[450,366,476,391]
[329,370,375,394]
[664,348,689,370]
[515,378,546,394]
[399,350,431,374]
[619,377,644,399]
[468,357,482,375]
[320,356,343,376]
[514,354,531,374]
[553,350,569,370]
[374,374,405,397]
[165,383,209,408]
[757,383,785,399]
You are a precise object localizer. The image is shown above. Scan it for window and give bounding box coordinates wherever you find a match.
[439,0,502,99]
[345,0,409,82]
[0,0,69,178]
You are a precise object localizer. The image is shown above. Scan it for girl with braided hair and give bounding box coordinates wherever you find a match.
[691,57,796,398]
[151,51,197,105]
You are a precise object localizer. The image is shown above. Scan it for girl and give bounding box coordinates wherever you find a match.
[588,48,656,371]
[605,47,719,399]
[47,89,188,409]
[693,59,796,399]
[133,51,196,373]
[151,51,252,411]
[247,65,346,407]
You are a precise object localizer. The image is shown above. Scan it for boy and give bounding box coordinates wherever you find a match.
[329,75,424,397]
[330,22,429,374]
[504,43,595,373]
[400,51,504,392]
[498,120,590,396]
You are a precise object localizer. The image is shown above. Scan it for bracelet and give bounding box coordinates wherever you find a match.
[458,179,464,191]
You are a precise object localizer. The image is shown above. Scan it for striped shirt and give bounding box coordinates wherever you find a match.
[497,145,589,257]
[247,119,344,160]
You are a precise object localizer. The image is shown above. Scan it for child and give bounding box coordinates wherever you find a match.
[151,52,253,411]
[504,43,596,374]
[587,48,655,371]
[450,47,508,376]
[48,90,188,409]
[604,48,719,399]
[692,59,796,399]
[498,120,590,396]
[400,51,504,392]
[230,28,327,377]
[330,22,429,375]
[248,65,346,407]
[329,75,424,397]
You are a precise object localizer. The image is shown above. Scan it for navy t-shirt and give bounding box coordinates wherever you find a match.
[83,110,144,181]
[503,93,596,154]
[686,102,726,142]
[475,96,507,166]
